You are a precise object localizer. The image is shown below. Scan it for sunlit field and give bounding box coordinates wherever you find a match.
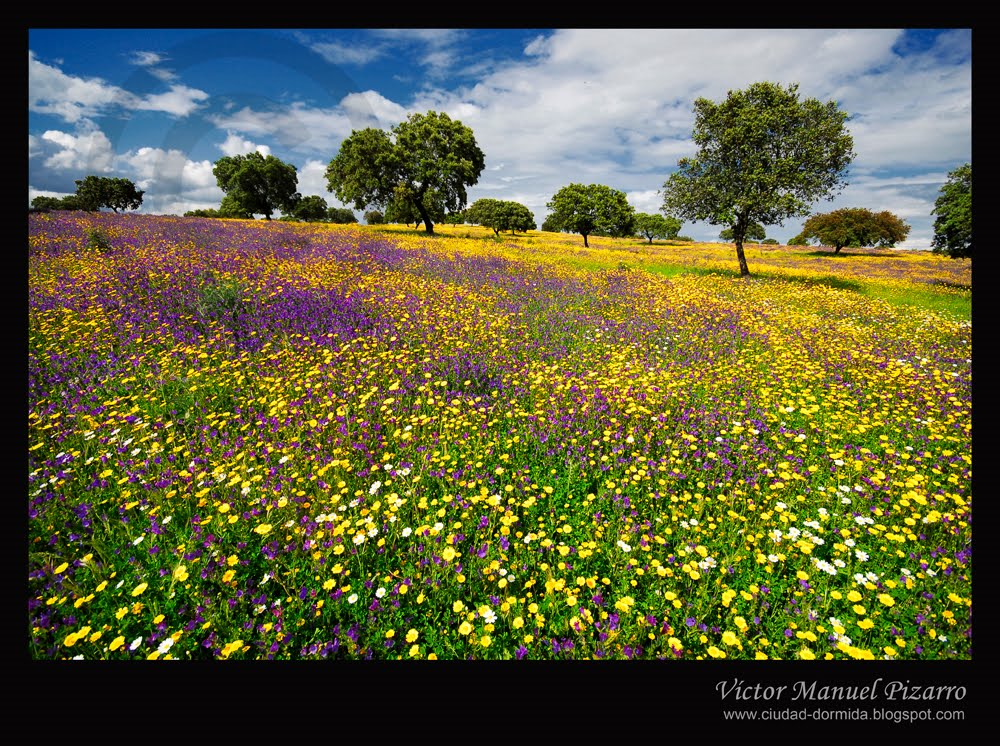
[29,212,971,660]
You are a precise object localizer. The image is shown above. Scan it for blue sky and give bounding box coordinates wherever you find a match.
[29,28,971,247]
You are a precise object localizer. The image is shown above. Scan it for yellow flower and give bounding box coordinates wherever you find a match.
[884,646,897,657]
[707,646,726,658]
[109,635,125,651]
[153,614,165,624]
[721,630,739,646]
[513,616,524,629]
[222,570,236,583]
[131,582,148,597]
[458,621,473,635]
[857,619,875,630]
[480,635,492,647]
[800,648,816,660]
[54,562,69,574]
[847,590,863,602]
[755,651,769,660]
[428,653,438,660]
[877,593,895,607]
[173,565,189,582]
[442,547,456,562]
[852,604,866,615]
[398,584,408,595]
[565,595,577,606]
[409,644,420,657]
[452,600,465,613]
[406,629,419,643]
[63,632,78,647]
[254,523,272,536]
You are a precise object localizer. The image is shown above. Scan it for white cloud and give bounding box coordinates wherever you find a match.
[40,128,115,172]
[30,51,122,123]
[339,91,409,128]
[116,146,222,215]
[309,40,386,66]
[29,50,208,123]
[130,51,166,67]
[219,131,271,157]
[133,84,209,117]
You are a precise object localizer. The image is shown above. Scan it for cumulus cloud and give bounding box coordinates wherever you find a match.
[219,131,271,157]
[39,128,115,172]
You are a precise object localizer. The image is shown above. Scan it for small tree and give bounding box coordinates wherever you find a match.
[291,195,329,222]
[720,223,765,242]
[466,199,536,235]
[546,184,636,248]
[73,176,144,212]
[326,110,485,235]
[184,207,221,218]
[799,208,910,254]
[326,207,359,224]
[213,152,299,220]
[662,81,855,276]
[364,209,384,225]
[931,163,971,259]
[30,196,65,211]
[761,238,779,245]
[634,213,682,243]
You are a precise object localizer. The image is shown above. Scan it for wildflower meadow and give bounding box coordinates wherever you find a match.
[28,212,971,660]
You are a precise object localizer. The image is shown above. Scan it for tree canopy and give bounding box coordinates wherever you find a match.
[326,207,358,224]
[931,163,971,259]
[326,111,485,235]
[799,207,910,254]
[634,213,682,243]
[545,184,635,248]
[212,152,299,220]
[466,198,537,235]
[364,209,384,225]
[290,195,329,222]
[661,81,855,276]
[73,176,144,212]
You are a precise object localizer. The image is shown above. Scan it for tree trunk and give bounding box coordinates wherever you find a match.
[416,202,434,234]
[834,245,842,254]
[648,236,653,244]
[583,233,589,248]
[735,238,751,277]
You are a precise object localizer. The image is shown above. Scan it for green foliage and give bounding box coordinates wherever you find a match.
[73,176,144,212]
[326,207,358,224]
[540,215,562,233]
[662,81,855,275]
[364,209,385,225]
[383,188,445,227]
[30,196,65,211]
[800,208,910,253]
[443,210,467,225]
[720,223,765,242]
[466,198,537,235]
[674,235,694,243]
[184,208,222,218]
[326,111,485,234]
[84,228,111,251]
[218,194,254,219]
[761,238,779,245]
[787,232,811,246]
[931,163,971,259]
[212,152,299,220]
[288,195,328,222]
[545,183,636,248]
[634,213,682,243]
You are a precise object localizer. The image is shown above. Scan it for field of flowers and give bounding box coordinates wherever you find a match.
[28,212,971,660]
